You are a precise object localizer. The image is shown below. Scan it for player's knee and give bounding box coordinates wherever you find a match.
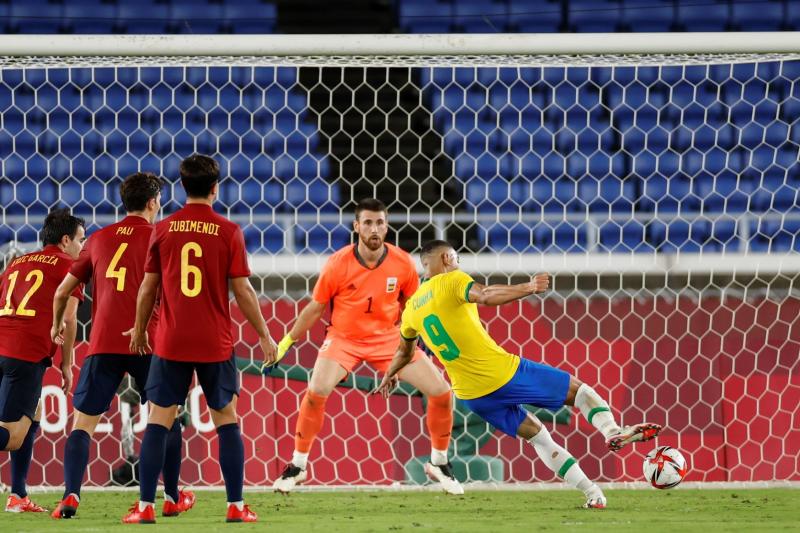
[303,389,330,408]
[564,376,584,406]
[5,426,27,450]
[307,382,334,398]
[516,415,542,440]
[72,411,100,436]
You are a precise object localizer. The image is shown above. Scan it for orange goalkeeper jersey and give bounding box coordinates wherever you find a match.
[312,243,419,340]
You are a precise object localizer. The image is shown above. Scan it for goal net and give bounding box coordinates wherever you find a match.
[1,34,798,488]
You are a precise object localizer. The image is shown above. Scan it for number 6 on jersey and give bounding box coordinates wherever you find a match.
[181,241,202,297]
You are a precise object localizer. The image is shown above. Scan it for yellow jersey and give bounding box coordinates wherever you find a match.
[400,269,520,400]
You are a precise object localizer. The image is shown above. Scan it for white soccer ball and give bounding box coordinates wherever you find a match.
[643,446,687,489]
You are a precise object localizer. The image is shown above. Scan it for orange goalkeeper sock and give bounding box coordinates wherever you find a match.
[294,390,329,454]
[426,391,453,455]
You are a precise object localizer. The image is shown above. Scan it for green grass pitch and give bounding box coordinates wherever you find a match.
[3,489,796,532]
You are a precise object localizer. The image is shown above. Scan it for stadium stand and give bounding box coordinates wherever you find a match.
[0,0,797,255]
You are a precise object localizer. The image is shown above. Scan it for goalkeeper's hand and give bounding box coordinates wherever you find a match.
[261,333,295,374]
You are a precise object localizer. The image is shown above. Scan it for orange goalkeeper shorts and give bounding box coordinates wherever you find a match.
[317,331,425,373]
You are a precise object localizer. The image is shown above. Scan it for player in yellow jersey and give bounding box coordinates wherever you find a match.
[375,240,663,508]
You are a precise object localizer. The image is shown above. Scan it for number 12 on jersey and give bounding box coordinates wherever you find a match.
[422,314,460,361]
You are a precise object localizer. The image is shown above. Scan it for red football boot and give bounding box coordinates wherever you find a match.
[122,502,156,524]
[5,494,47,513]
[162,489,196,517]
[226,503,258,523]
[605,423,663,452]
[51,493,80,519]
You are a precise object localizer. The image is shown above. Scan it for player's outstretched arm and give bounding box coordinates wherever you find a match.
[372,338,417,399]
[262,299,326,372]
[124,272,160,355]
[59,295,80,395]
[230,276,278,366]
[51,273,81,345]
[467,273,550,306]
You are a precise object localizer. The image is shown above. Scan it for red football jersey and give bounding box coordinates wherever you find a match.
[0,245,84,363]
[70,215,158,356]
[144,203,251,362]
[312,243,419,340]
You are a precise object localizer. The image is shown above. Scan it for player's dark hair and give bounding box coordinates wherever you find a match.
[354,198,387,221]
[179,154,220,198]
[41,207,85,246]
[420,239,454,260]
[120,172,164,212]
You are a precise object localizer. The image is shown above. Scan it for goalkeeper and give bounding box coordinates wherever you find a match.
[267,199,462,495]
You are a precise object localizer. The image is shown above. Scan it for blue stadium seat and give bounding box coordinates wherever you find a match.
[622,0,673,32]
[578,177,637,213]
[295,223,351,253]
[537,221,588,252]
[708,218,740,252]
[751,172,799,211]
[400,0,452,32]
[731,1,783,31]
[569,0,620,33]
[64,1,117,34]
[640,175,700,213]
[171,0,224,34]
[509,0,561,33]
[749,218,800,252]
[225,0,277,33]
[118,2,171,34]
[678,2,729,32]
[598,221,652,253]
[243,224,285,254]
[650,219,711,253]
[454,0,507,32]
[10,1,64,34]
[477,222,535,253]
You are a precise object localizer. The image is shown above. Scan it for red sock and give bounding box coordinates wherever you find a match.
[294,391,329,454]
[426,391,453,451]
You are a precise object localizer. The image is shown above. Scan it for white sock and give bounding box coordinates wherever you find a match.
[528,426,594,495]
[292,450,309,470]
[164,493,175,504]
[228,501,244,511]
[574,384,620,439]
[138,501,154,512]
[430,448,448,466]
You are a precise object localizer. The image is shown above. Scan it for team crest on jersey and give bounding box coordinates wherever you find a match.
[386,277,398,293]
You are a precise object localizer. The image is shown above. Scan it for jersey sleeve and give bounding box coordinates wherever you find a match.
[399,306,418,340]
[447,270,475,305]
[227,226,251,278]
[144,226,161,274]
[311,255,339,305]
[69,239,93,283]
[71,282,85,302]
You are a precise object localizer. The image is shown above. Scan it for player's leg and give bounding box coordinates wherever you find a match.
[123,356,189,524]
[395,352,463,495]
[127,355,193,517]
[1,356,47,513]
[8,402,46,513]
[55,355,127,518]
[199,354,255,523]
[564,376,661,452]
[273,339,352,493]
[516,413,606,508]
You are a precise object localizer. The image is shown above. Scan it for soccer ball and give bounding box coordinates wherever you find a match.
[643,446,687,489]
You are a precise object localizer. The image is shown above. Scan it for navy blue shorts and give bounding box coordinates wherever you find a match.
[461,357,571,437]
[145,353,239,410]
[0,355,49,423]
[72,354,152,416]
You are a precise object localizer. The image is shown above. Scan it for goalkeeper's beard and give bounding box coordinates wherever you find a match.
[361,235,384,251]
